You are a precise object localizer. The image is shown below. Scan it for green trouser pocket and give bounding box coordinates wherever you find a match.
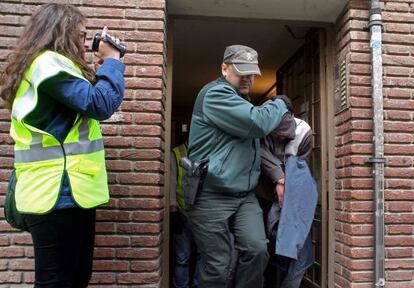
[4,169,29,232]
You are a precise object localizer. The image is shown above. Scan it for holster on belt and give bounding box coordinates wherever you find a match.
[181,157,208,207]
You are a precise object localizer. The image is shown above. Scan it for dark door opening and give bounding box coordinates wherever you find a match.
[168,17,328,288]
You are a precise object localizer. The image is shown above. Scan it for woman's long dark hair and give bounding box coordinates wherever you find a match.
[0,3,95,110]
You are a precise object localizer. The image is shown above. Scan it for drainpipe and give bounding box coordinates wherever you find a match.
[367,0,385,287]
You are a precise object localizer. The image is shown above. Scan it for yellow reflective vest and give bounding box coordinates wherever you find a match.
[172,144,187,212]
[10,50,109,214]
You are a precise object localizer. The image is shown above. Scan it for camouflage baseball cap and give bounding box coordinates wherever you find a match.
[223,45,261,76]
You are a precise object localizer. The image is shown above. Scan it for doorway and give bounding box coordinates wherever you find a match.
[277,29,325,288]
[166,16,334,288]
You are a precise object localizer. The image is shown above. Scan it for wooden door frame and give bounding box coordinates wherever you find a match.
[321,26,336,288]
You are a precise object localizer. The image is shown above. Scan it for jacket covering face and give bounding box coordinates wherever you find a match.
[11,51,109,213]
[188,77,288,194]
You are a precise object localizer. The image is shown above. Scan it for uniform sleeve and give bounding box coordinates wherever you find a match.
[203,84,288,139]
[39,58,125,120]
[261,136,285,183]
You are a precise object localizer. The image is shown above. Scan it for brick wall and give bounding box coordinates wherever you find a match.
[335,0,414,287]
[0,0,167,286]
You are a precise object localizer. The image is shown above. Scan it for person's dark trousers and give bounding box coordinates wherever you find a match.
[188,191,269,288]
[25,208,96,288]
[171,211,200,288]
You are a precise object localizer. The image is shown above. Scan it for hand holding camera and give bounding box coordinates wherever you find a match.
[92,27,126,63]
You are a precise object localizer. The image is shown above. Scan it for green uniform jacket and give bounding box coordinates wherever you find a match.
[188,77,288,194]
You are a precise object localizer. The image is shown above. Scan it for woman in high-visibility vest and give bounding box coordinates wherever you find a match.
[0,4,125,287]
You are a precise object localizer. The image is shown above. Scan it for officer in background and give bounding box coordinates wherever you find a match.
[170,125,200,288]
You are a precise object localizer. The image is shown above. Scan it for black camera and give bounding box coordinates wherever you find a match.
[91,33,126,58]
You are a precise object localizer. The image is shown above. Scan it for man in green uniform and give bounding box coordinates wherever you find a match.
[187,45,290,288]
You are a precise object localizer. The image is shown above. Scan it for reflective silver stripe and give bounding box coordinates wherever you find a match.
[14,139,104,163]
[12,85,35,120]
[12,52,84,120]
[78,117,90,142]
[65,139,104,156]
[15,145,62,163]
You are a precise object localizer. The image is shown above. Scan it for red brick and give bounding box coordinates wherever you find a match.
[82,0,136,7]
[385,2,410,12]
[81,7,125,18]
[93,248,115,259]
[385,133,414,143]
[0,271,22,282]
[95,235,130,247]
[117,272,160,284]
[386,191,414,201]
[0,247,24,258]
[0,235,9,246]
[86,18,136,30]
[121,126,162,136]
[387,202,413,212]
[116,248,160,259]
[95,223,115,233]
[117,223,161,234]
[342,223,373,235]
[131,236,161,247]
[104,137,134,148]
[385,23,410,33]
[386,247,413,258]
[385,144,414,154]
[385,259,414,269]
[106,160,132,171]
[119,172,162,185]
[124,54,163,65]
[118,198,163,209]
[385,168,414,178]
[386,270,413,281]
[136,66,163,77]
[121,101,163,112]
[0,260,7,271]
[22,271,34,283]
[342,246,373,259]
[383,11,414,23]
[139,0,165,9]
[9,260,34,271]
[93,260,129,271]
[96,210,131,221]
[125,9,165,20]
[129,186,162,197]
[387,225,413,235]
[133,137,163,148]
[131,260,160,272]
[125,78,163,89]
[11,234,32,245]
[131,211,163,222]
[137,20,164,30]
[89,272,116,284]
[383,44,411,56]
[133,161,163,172]
[385,214,414,224]
[136,42,164,53]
